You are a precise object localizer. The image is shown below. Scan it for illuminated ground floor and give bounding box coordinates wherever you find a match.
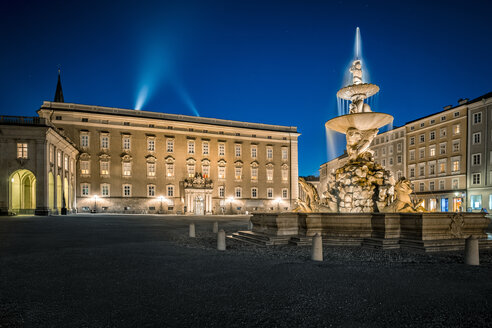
[75,196,292,215]
[414,189,467,212]
[467,188,492,212]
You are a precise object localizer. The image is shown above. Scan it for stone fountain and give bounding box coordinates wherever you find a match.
[230,29,491,251]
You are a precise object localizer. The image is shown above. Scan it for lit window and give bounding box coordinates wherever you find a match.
[218,143,225,156]
[202,165,210,178]
[167,185,174,197]
[452,160,460,172]
[187,164,195,177]
[251,145,257,158]
[235,167,242,180]
[251,167,258,180]
[453,124,460,135]
[218,166,226,179]
[439,162,446,174]
[235,144,241,157]
[64,156,68,169]
[188,140,195,154]
[202,142,209,155]
[100,161,110,176]
[81,161,90,175]
[251,188,258,198]
[235,187,242,198]
[81,183,90,196]
[16,143,28,159]
[267,147,273,159]
[267,188,273,199]
[147,185,155,197]
[57,151,62,167]
[471,195,482,209]
[123,184,132,197]
[267,168,274,181]
[147,163,156,177]
[122,162,132,176]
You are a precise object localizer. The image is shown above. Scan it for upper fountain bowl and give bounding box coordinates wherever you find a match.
[325,112,393,134]
[336,83,380,100]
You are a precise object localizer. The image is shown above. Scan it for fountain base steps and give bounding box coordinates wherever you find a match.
[228,231,291,246]
[361,238,401,250]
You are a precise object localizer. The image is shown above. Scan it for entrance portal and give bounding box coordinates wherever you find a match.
[9,169,36,214]
[195,196,204,215]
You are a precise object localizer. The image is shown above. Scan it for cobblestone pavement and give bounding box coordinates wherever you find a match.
[1,214,491,327]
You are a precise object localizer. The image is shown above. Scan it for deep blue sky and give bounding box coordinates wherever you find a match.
[1,0,491,176]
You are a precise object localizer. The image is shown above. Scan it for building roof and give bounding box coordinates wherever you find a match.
[53,69,64,103]
[405,90,492,125]
[39,101,299,133]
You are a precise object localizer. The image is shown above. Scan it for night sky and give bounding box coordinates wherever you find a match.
[1,0,491,176]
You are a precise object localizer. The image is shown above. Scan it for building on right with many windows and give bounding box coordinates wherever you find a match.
[466,92,492,211]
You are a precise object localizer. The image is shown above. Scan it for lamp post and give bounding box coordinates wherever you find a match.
[93,195,98,213]
[158,196,164,214]
[227,197,234,215]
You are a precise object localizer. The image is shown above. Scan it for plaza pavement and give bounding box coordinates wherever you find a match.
[1,214,491,327]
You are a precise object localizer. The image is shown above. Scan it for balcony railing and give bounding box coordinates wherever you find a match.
[0,116,46,126]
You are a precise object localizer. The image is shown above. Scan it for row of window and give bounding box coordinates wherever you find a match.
[409,159,461,178]
[375,143,402,156]
[409,140,460,161]
[409,111,460,131]
[409,124,460,145]
[377,156,402,166]
[415,179,460,192]
[81,183,289,199]
[80,161,290,181]
[81,134,289,160]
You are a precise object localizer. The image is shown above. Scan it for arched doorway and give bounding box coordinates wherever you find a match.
[49,172,54,210]
[9,169,36,214]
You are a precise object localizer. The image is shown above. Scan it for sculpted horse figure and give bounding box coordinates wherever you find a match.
[293,177,320,213]
[382,178,426,213]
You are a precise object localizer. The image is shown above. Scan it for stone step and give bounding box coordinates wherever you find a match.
[228,233,267,246]
[289,236,313,246]
[362,238,400,250]
[229,231,291,246]
[236,230,272,241]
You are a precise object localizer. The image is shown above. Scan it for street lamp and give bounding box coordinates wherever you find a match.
[93,195,98,213]
[158,196,165,213]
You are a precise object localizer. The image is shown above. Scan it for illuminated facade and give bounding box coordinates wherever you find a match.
[38,101,300,214]
[0,116,78,215]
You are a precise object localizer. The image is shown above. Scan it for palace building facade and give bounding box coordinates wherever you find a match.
[37,101,300,215]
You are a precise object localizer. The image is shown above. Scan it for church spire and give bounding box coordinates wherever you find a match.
[54,67,64,103]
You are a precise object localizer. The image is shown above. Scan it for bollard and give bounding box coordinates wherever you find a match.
[311,233,323,261]
[217,229,226,251]
[189,223,196,238]
[465,236,479,266]
[248,220,253,230]
[213,221,218,233]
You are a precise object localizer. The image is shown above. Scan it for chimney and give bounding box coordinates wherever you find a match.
[458,98,469,105]
[443,105,452,110]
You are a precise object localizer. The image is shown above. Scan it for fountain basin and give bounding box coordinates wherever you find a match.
[337,83,380,100]
[325,112,393,134]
